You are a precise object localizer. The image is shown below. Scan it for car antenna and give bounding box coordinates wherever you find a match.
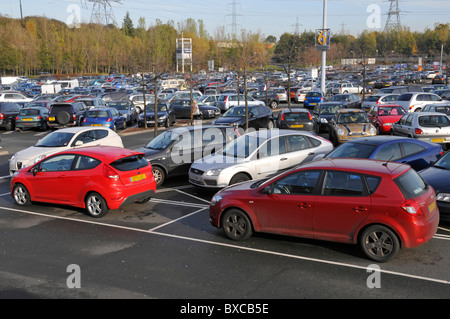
[382,155,394,168]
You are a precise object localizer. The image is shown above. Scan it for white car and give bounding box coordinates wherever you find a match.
[396,92,446,112]
[188,130,333,189]
[0,91,33,103]
[295,89,309,103]
[9,127,124,175]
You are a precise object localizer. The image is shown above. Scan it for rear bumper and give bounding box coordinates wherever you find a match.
[119,189,155,207]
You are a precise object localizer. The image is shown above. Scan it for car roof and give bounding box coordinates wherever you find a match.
[50,126,114,133]
[282,108,310,113]
[57,145,141,160]
[299,158,410,178]
[346,136,418,146]
[336,108,364,113]
[243,129,316,139]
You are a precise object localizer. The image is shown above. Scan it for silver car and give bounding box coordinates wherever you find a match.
[361,94,400,112]
[391,112,450,147]
[188,129,333,189]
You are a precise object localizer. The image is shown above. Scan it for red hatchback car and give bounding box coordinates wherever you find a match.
[209,158,439,262]
[11,146,156,218]
[367,104,406,134]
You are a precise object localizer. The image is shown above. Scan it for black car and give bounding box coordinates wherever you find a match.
[328,94,362,108]
[108,100,138,124]
[275,108,315,131]
[170,99,220,119]
[0,102,21,131]
[248,90,279,109]
[47,102,88,129]
[213,104,274,130]
[138,103,176,128]
[311,102,347,133]
[136,125,241,186]
[419,150,450,222]
[421,103,450,115]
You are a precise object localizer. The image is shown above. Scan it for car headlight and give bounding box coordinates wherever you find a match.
[337,128,345,135]
[205,168,223,176]
[437,193,450,202]
[159,115,167,120]
[10,153,17,161]
[34,154,47,163]
[320,118,328,123]
[211,195,223,206]
[369,126,376,135]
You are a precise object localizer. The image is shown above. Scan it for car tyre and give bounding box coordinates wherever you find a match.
[221,209,253,241]
[5,119,14,131]
[13,183,31,206]
[56,111,71,125]
[152,166,166,187]
[229,173,250,185]
[270,101,278,109]
[267,120,274,130]
[360,225,400,263]
[85,192,109,218]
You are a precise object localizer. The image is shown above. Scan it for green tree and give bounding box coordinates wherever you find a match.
[122,12,134,37]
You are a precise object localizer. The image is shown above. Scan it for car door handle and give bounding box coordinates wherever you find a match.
[353,206,368,213]
[308,152,315,156]
[298,203,311,209]
[280,157,288,161]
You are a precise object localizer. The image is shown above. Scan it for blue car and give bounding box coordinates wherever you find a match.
[82,107,126,131]
[419,151,450,222]
[304,91,324,109]
[323,136,443,171]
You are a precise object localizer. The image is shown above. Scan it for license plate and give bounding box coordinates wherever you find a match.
[130,174,146,182]
[310,103,317,106]
[91,124,102,126]
[429,201,436,214]
[48,117,55,121]
[430,138,445,143]
[291,124,304,128]
[22,118,33,121]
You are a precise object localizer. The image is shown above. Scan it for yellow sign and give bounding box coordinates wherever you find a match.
[315,29,331,51]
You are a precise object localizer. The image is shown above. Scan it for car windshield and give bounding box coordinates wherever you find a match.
[217,134,265,158]
[320,104,344,115]
[145,130,176,150]
[35,132,74,147]
[338,112,368,123]
[331,95,350,101]
[147,105,168,112]
[87,110,109,117]
[418,115,450,128]
[223,106,246,117]
[283,112,310,121]
[433,152,450,169]
[378,106,406,116]
[109,102,129,110]
[326,142,377,158]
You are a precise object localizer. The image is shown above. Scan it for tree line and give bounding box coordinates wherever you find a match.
[0,13,448,77]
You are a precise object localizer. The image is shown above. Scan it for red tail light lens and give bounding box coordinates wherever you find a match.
[0,113,5,120]
[401,200,424,217]
[281,113,285,121]
[415,128,423,135]
[104,166,119,179]
[106,117,113,122]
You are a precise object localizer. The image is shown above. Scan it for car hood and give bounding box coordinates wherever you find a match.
[337,123,374,134]
[378,115,403,123]
[419,167,450,193]
[135,146,166,159]
[214,117,244,125]
[13,146,68,162]
[191,153,246,169]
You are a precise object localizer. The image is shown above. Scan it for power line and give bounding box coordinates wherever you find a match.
[384,0,401,32]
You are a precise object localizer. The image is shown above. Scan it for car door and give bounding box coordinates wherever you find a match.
[253,136,289,177]
[169,130,196,175]
[284,134,318,167]
[313,170,371,242]
[31,154,76,202]
[254,169,321,237]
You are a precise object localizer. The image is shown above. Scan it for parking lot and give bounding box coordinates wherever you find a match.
[0,105,449,301]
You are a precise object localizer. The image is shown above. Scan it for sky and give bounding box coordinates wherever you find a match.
[2,0,450,40]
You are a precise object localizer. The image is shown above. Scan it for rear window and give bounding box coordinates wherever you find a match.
[307,92,322,97]
[394,169,428,199]
[109,154,149,171]
[365,96,380,101]
[87,110,109,117]
[418,115,450,127]
[283,112,310,121]
[397,94,412,101]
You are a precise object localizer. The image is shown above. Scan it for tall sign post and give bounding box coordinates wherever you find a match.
[176,38,193,73]
[315,0,330,95]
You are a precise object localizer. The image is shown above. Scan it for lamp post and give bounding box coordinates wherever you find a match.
[320,0,328,96]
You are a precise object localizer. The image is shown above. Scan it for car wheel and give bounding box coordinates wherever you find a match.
[270,101,278,109]
[229,173,250,185]
[56,111,71,125]
[85,192,109,218]
[360,225,400,262]
[113,124,117,132]
[13,183,31,206]
[5,119,14,131]
[221,209,253,241]
[123,120,127,129]
[414,108,422,112]
[152,166,166,186]
[267,120,274,129]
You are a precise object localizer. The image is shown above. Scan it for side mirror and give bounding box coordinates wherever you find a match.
[31,166,40,176]
[74,140,84,147]
[261,185,272,195]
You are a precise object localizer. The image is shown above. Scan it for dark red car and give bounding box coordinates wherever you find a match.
[11,146,156,218]
[209,158,439,262]
[367,104,406,134]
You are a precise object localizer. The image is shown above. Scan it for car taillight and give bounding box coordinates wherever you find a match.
[281,113,285,121]
[415,128,423,134]
[401,200,424,217]
[106,117,113,122]
[409,105,414,110]
[0,113,4,120]
[37,116,42,119]
[73,115,77,120]
[83,118,87,123]
[15,116,19,120]
[104,166,119,179]
[308,112,312,120]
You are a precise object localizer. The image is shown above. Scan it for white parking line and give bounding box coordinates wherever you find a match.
[0,204,449,285]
